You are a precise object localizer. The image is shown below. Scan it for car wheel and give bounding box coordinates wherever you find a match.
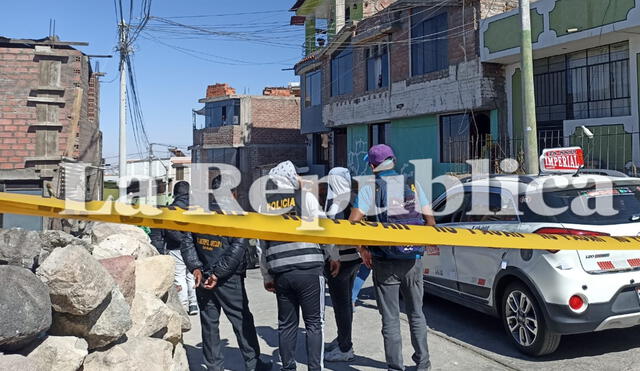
[501,282,561,356]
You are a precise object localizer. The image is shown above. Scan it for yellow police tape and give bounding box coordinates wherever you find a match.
[1,191,639,251]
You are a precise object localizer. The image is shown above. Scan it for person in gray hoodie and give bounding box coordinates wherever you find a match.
[323,167,362,362]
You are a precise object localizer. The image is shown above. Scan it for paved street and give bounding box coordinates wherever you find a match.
[183,269,640,371]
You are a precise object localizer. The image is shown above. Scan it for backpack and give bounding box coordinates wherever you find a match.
[372,176,426,259]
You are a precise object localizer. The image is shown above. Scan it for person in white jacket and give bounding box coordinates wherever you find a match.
[323,167,362,362]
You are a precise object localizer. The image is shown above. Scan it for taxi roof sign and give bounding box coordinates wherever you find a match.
[540,147,584,174]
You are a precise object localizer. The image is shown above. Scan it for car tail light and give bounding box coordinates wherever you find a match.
[534,228,610,253]
[569,294,587,313]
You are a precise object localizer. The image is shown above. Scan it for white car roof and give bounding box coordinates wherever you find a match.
[452,174,640,196]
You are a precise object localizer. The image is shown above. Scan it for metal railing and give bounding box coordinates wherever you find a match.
[442,129,639,176]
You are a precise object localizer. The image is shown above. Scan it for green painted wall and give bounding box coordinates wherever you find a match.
[347,125,370,176]
[297,0,324,15]
[484,9,544,53]
[351,1,363,21]
[490,109,499,139]
[570,125,633,171]
[550,0,635,36]
[389,116,458,197]
[305,18,317,55]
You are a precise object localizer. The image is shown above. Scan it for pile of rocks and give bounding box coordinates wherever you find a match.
[0,223,191,370]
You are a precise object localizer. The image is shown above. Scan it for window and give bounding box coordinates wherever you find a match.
[233,100,240,125]
[461,192,518,223]
[304,70,322,107]
[366,45,389,90]
[411,12,448,76]
[314,133,330,165]
[369,123,390,146]
[204,100,240,127]
[433,192,465,224]
[331,46,353,96]
[440,113,491,163]
[534,42,630,122]
[175,167,184,181]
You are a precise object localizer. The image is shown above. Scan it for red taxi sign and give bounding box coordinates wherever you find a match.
[539,147,584,173]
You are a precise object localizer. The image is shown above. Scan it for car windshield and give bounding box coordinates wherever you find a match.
[519,184,640,225]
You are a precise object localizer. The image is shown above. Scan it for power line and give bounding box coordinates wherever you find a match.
[158,9,289,19]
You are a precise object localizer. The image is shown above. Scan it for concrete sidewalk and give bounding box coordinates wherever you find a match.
[183,269,510,371]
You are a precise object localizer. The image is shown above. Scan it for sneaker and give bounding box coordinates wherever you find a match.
[325,338,339,352]
[324,347,355,362]
[188,305,199,315]
[255,359,273,371]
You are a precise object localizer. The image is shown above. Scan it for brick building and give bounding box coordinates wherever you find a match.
[0,36,102,229]
[291,0,517,182]
[191,83,305,209]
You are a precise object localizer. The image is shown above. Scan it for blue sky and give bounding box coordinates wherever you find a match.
[1,1,302,163]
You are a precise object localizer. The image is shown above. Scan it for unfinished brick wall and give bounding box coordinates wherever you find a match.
[480,0,518,18]
[206,83,236,98]
[247,96,300,131]
[0,45,38,169]
[262,86,300,97]
[362,0,397,18]
[0,43,102,170]
[194,125,243,147]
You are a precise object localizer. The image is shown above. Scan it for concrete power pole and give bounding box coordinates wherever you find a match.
[118,21,128,190]
[520,0,539,174]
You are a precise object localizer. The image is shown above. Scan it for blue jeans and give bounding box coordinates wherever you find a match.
[351,264,371,303]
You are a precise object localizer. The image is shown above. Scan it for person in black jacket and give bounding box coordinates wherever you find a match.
[150,181,198,314]
[181,176,271,371]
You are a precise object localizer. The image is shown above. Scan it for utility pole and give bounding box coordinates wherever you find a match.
[148,143,154,205]
[520,0,539,174]
[118,21,128,196]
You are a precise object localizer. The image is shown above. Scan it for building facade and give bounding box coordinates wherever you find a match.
[104,156,191,206]
[0,36,102,230]
[291,0,518,182]
[191,83,306,209]
[481,0,640,175]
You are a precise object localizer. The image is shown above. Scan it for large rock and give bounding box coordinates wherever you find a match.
[161,310,183,346]
[127,292,175,339]
[25,336,88,371]
[91,222,151,245]
[99,255,136,306]
[171,343,189,371]
[82,337,173,371]
[36,245,114,315]
[0,265,52,351]
[163,285,191,332]
[92,234,158,260]
[50,289,132,350]
[0,354,46,370]
[0,228,42,270]
[136,255,175,298]
[38,230,93,264]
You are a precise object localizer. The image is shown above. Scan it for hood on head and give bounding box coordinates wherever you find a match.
[327,167,351,199]
[325,167,352,217]
[269,161,299,190]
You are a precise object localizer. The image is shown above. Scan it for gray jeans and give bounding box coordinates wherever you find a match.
[372,258,430,371]
[169,249,197,310]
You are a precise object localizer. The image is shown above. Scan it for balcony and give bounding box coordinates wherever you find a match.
[193,125,244,149]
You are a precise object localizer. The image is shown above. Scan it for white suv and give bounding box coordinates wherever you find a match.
[424,173,640,355]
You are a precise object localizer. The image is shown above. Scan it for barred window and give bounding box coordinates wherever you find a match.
[534,42,630,122]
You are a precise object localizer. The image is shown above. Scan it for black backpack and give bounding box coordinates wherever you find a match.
[372,176,426,259]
